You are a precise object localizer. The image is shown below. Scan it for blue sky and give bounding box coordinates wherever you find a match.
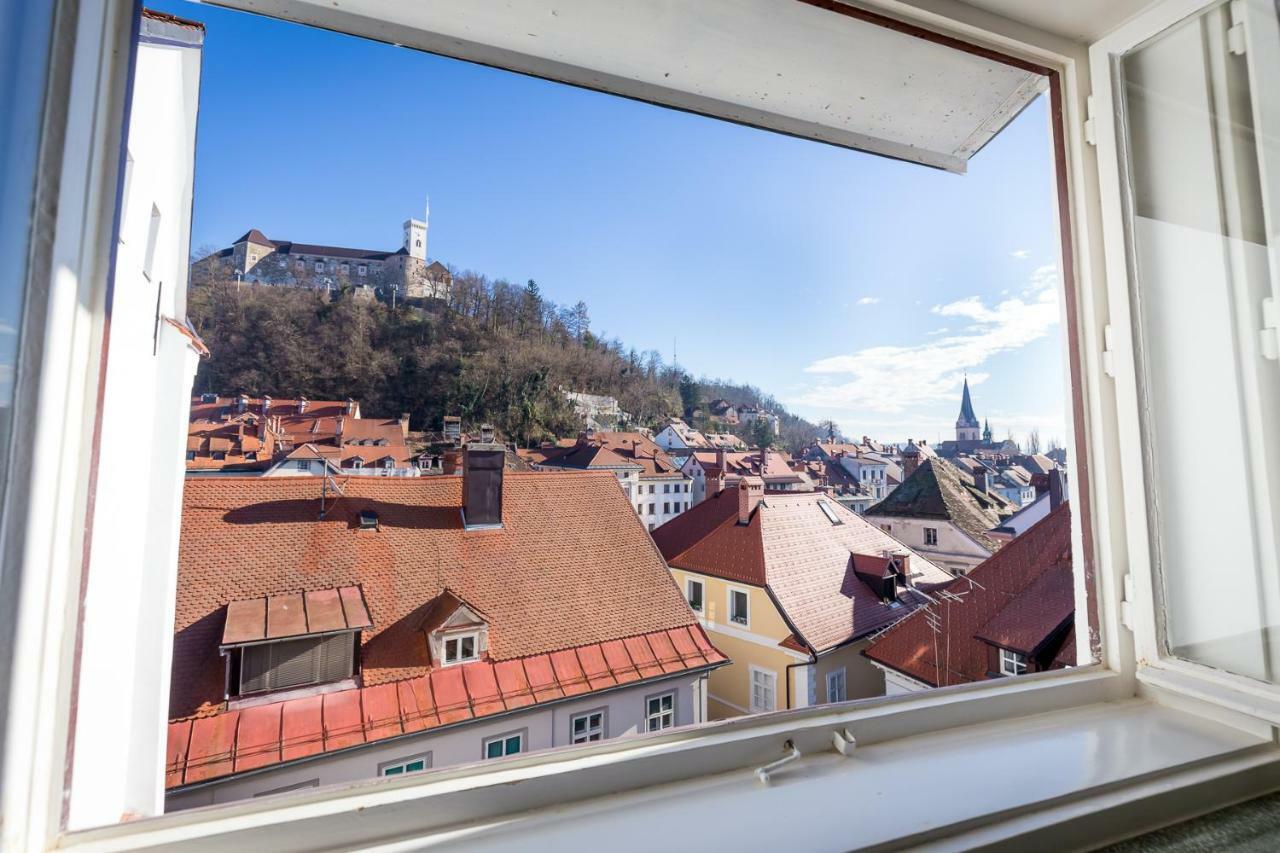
[157,0,1067,447]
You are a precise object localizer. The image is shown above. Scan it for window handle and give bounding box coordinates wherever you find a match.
[755,739,801,786]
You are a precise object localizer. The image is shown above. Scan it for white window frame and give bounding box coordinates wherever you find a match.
[569,708,606,744]
[378,752,432,777]
[924,527,938,546]
[826,667,847,703]
[482,730,525,760]
[727,586,749,627]
[999,648,1028,677]
[749,665,777,713]
[441,631,479,666]
[644,691,676,731]
[18,1,1280,850]
[685,577,704,613]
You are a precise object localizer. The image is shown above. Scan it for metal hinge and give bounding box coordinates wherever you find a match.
[1084,94,1097,147]
[1101,324,1116,377]
[1262,297,1279,360]
[1228,0,1247,55]
[1120,573,1135,631]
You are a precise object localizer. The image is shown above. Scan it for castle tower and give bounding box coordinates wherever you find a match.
[955,376,981,442]
[403,197,428,260]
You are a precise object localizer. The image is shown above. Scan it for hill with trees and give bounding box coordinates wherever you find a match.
[187,271,823,451]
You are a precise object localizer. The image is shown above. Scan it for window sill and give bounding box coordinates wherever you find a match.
[63,669,1280,850]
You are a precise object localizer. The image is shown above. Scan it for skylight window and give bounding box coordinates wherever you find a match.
[818,500,842,525]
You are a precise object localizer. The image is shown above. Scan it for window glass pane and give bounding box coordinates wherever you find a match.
[1120,0,1280,682]
[486,740,503,759]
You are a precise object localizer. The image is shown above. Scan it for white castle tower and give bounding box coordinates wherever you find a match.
[403,197,428,260]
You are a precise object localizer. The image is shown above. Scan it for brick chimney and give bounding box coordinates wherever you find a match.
[902,439,920,477]
[973,467,990,493]
[738,476,764,525]
[442,447,464,475]
[462,439,506,529]
[399,412,411,437]
[297,396,308,415]
[345,397,357,417]
[1049,467,1066,509]
[335,417,344,439]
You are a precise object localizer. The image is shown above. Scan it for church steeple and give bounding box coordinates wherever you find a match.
[955,375,981,442]
[982,418,992,443]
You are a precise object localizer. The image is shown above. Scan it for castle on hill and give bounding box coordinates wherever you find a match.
[191,204,452,301]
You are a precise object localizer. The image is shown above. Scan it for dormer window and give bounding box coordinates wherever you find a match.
[421,591,489,668]
[999,648,1028,676]
[358,510,379,530]
[220,586,372,700]
[443,632,479,665]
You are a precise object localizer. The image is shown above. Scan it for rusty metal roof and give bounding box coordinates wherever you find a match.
[221,586,373,646]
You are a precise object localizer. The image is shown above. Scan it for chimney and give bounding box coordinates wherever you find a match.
[1049,467,1066,509]
[297,397,309,415]
[399,412,410,437]
[235,393,249,413]
[442,447,464,475]
[716,447,726,471]
[336,416,345,438]
[462,439,505,529]
[346,397,357,417]
[584,426,596,442]
[973,467,990,493]
[261,395,273,416]
[707,467,725,498]
[902,439,920,477]
[480,423,496,443]
[738,476,764,525]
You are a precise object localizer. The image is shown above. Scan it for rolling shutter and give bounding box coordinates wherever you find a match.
[236,633,355,695]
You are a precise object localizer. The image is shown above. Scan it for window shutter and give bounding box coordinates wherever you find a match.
[271,637,322,690]
[316,633,354,683]
[240,645,272,693]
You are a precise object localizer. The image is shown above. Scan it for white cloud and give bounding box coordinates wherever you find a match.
[790,266,1060,415]
[1010,249,1030,260]
[856,296,880,306]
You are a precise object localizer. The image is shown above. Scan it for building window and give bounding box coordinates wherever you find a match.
[729,588,748,626]
[211,451,225,461]
[315,261,325,272]
[999,648,1028,676]
[827,668,847,703]
[664,484,670,493]
[818,500,842,525]
[185,450,196,461]
[570,710,605,744]
[645,692,675,731]
[880,524,891,533]
[379,753,432,777]
[295,460,310,471]
[649,485,655,494]
[648,504,654,515]
[442,633,479,665]
[686,578,704,612]
[663,502,670,514]
[358,265,367,276]
[350,459,363,470]
[483,731,524,760]
[924,527,938,546]
[340,263,349,274]
[750,667,776,712]
[295,259,304,270]
[237,632,355,695]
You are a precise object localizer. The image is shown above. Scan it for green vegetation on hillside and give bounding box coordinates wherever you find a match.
[187,273,821,450]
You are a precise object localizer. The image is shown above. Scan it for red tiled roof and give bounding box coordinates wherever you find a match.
[166,625,723,788]
[590,432,685,478]
[864,502,1075,688]
[172,473,711,722]
[654,488,953,650]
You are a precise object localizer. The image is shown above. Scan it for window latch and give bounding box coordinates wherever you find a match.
[755,739,801,786]
[1228,0,1247,56]
[1084,95,1097,147]
[832,728,857,756]
[1102,324,1116,377]
[1261,297,1278,361]
[1120,572,1135,631]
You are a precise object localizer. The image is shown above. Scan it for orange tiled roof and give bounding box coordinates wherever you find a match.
[654,488,953,650]
[166,625,724,789]
[172,473,715,722]
[864,503,1074,688]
